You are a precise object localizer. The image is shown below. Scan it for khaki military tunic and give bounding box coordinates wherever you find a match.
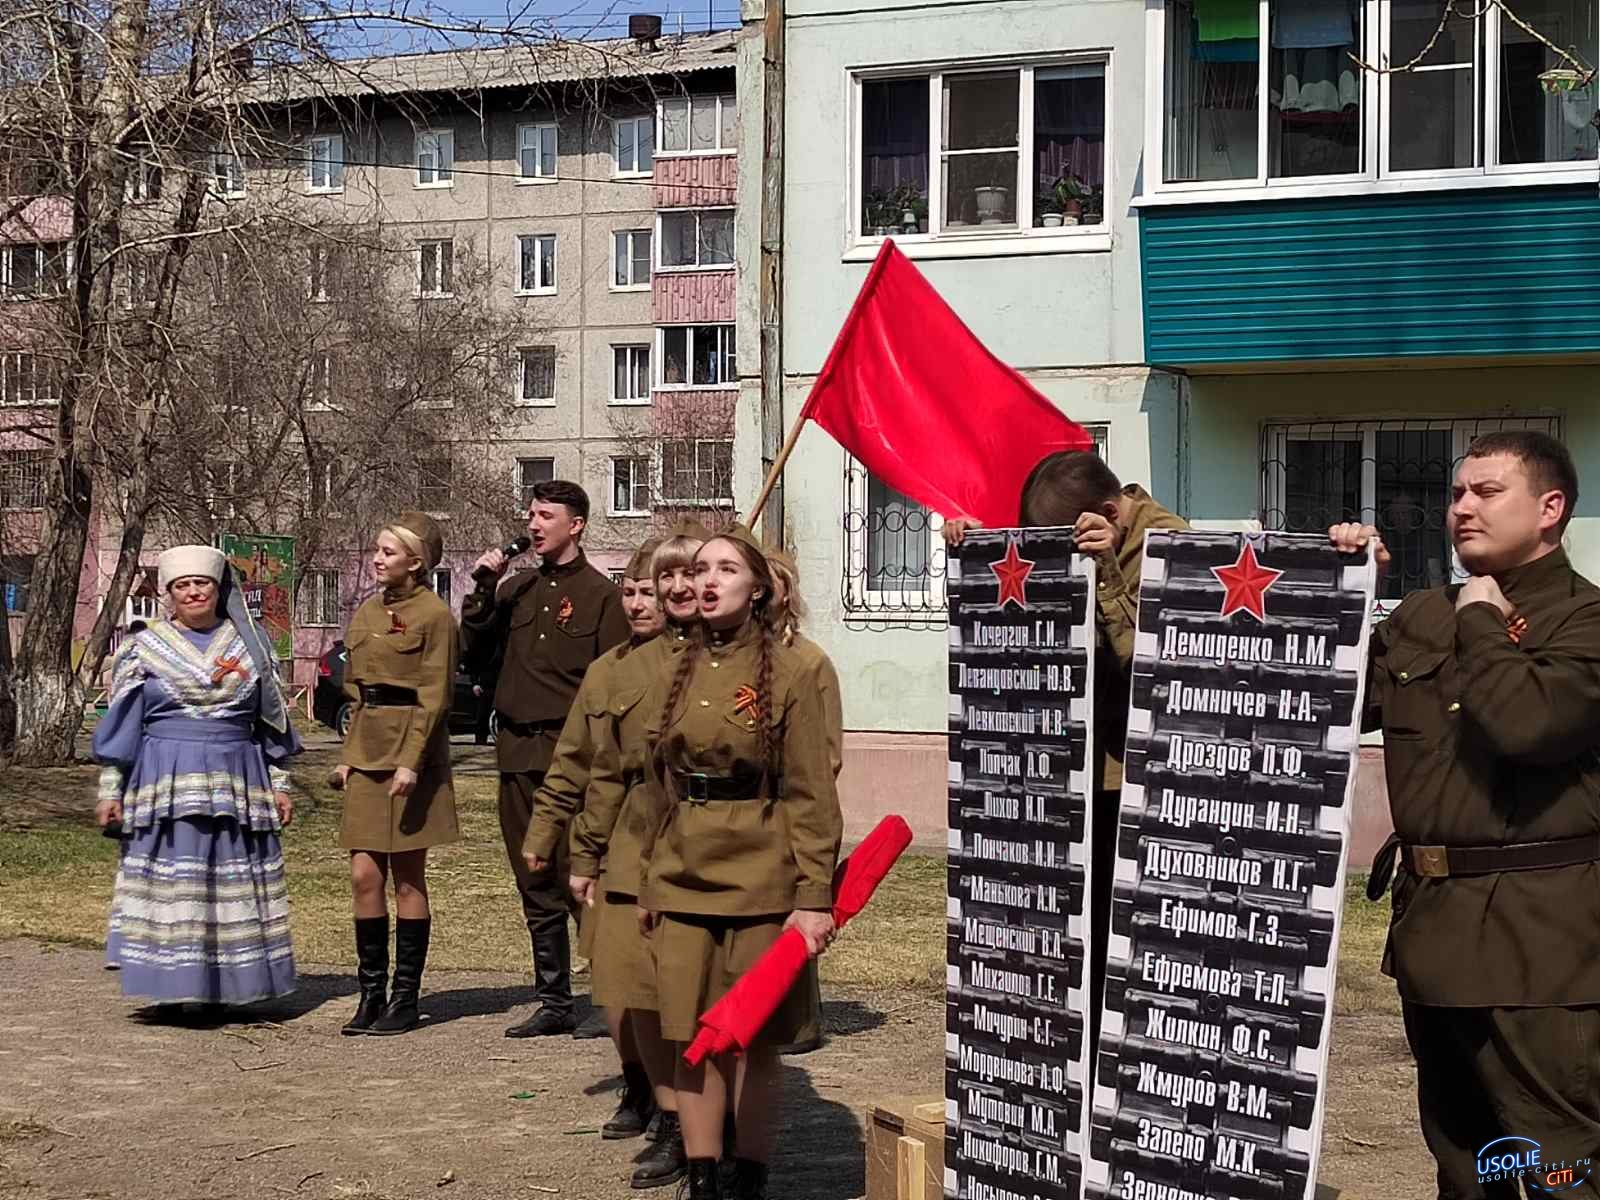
[1367,547,1600,1008]
[1091,485,1190,793]
[460,551,629,774]
[339,581,459,852]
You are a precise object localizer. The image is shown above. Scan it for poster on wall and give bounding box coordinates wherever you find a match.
[219,533,296,663]
[1086,530,1375,1200]
[945,528,1096,1200]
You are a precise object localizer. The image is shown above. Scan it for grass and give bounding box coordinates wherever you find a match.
[0,746,1397,1009]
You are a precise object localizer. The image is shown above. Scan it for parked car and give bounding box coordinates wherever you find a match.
[312,640,497,742]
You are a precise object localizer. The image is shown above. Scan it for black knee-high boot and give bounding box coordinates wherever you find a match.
[676,1158,721,1200]
[369,917,429,1036]
[341,915,389,1035]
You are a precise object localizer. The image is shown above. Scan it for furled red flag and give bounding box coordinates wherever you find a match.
[682,816,914,1067]
[798,240,1093,528]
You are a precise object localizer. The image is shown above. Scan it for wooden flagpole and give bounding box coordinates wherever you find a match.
[746,406,809,533]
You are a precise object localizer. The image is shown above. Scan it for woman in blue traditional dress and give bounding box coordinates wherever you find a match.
[92,545,302,1009]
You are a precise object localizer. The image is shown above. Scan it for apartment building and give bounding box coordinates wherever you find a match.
[0,26,746,692]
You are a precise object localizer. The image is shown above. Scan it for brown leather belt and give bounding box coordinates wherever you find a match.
[1368,832,1600,899]
[360,684,418,707]
[671,771,783,803]
[497,716,564,737]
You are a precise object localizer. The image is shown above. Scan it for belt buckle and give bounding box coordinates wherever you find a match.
[685,773,711,804]
[1414,845,1450,878]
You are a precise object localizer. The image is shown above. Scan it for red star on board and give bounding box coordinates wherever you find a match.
[1212,541,1283,623]
[990,541,1035,611]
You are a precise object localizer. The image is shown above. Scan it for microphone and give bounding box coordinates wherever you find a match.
[474,535,532,582]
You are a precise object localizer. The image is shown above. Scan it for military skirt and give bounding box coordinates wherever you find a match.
[340,759,459,853]
[651,912,819,1045]
[589,884,658,1011]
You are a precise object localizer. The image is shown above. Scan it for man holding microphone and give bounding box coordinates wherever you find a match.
[462,480,629,1038]
[1332,431,1600,1198]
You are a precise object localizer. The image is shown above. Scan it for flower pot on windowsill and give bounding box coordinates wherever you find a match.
[1041,213,1065,228]
[1064,199,1083,221]
[974,186,1009,225]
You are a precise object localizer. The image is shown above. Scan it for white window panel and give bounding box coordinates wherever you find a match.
[657,209,735,269]
[518,123,559,180]
[127,150,161,202]
[660,439,733,505]
[2,242,68,299]
[1,351,58,406]
[658,94,737,154]
[657,325,736,389]
[416,129,455,187]
[306,134,344,192]
[611,456,653,516]
[516,234,558,294]
[307,244,344,302]
[431,567,452,604]
[613,229,653,289]
[418,458,453,514]
[611,344,652,403]
[613,115,655,176]
[518,345,557,404]
[517,457,554,509]
[417,239,453,297]
[212,147,246,197]
[296,568,340,626]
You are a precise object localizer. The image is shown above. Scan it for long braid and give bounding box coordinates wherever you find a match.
[755,617,776,785]
[649,631,701,771]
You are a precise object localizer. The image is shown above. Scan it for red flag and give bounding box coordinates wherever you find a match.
[799,240,1093,528]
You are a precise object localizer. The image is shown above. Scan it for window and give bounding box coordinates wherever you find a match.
[296,568,340,626]
[127,150,161,202]
[518,123,558,180]
[127,566,159,622]
[0,450,46,510]
[517,234,558,294]
[661,439,734,506]
[308,353,339,411]
[856,63,1108,244]
[308,244,344,302]
[658,210,735,269]
[122,252,161,309]
[1153,0,1600,198]
[308,461,342,512]
[431,567,451,605]
[207,460,240,520]
[306,134,344,193]
[416,130,454,187]
[612,456,653,516]
[418,458,452,513]
[659,325,736,388]
[517,457,554,509]
[3,242,68,298]
[612,344,652,403]
[1260,415,1562,610]
[517,345,557,404]
[659,93,738,154]
[613,229,652,289]
[613,115,655,176]
[417,347,455,408]
[1,351,59,405]
[212,148,246,197]
[418,239,453,297]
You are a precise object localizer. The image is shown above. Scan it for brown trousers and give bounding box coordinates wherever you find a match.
[1404,1000,1600,1199]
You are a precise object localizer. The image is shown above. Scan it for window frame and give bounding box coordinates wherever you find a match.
[415,129,455,189]
[656,208,736,272]
[1259,414,1563,614]
[296,567,341,627]
[211,146,246,198]
[416,239,454,298]
[126,149,162,203]
[516,456,555,509]
[517,122,559,182]
[848,57,1115,261]
[659,438,735,507]
[610,343,653,405]
[0,350,58,406]
[3,242,69,299]
[0,448,47,510]
[613,228,653,290]
[515,344,558,406]
[655,324,737,391]
[305,133,344,194]
[418,457,453,517]
[207,459,241,521]
[515,233,558,296]
[431,566,452,605]
[610,455,654,517]
[613,115,656,177]
[656,93,738,156]
[1141,0,1599,206]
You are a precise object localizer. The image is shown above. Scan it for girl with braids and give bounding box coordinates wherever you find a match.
[636,525,844,1200]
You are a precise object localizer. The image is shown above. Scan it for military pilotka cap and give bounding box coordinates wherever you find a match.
[711,522,773,570]
[664,518,714,543]
[387,510,445,571]
[626,537,665,581]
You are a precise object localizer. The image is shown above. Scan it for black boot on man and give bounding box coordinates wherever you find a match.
[341,915,389,1036]
[369,917,429,1035]
[676,1158,721,1200]
[505,923,576,1037]
[631,1111,687,1189]
[603,1061,657,1139]
[728,1159,768,1200]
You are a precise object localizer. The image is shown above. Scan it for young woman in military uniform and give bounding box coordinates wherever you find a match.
[334,511,459,1037]
[636,525,844,1200]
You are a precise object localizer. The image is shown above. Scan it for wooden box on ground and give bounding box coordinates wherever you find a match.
[864,1096,945,1200]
